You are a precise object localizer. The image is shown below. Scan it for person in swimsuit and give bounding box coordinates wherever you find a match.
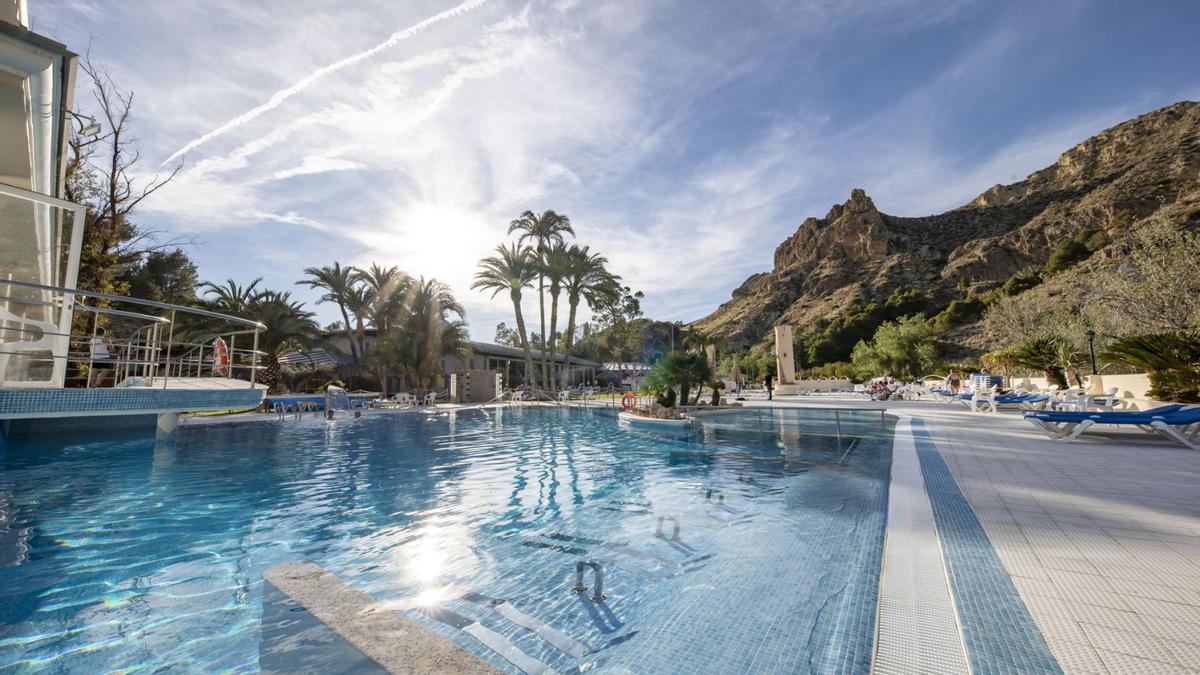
[947,368,961,394]
[88,326,117,388]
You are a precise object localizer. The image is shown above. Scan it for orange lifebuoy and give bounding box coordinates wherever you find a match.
[213,337,230,375]
[621,392,638,410]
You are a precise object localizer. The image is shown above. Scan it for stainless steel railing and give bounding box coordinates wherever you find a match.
[0,279,265,389]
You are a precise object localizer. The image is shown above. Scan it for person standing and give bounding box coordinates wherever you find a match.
[88,326,116,388]
[765,372,774,401]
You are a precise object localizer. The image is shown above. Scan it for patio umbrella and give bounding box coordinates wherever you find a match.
[729,361,742,387]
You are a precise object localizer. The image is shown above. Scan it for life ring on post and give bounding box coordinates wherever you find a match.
[213,337,230,376]
[621,392,638,410]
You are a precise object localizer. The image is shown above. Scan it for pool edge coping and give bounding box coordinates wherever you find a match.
[872,413,972,674]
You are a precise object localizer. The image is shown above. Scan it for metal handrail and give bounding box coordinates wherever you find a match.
[1,278,265,329]
[0,294,172,325]
[0,278,265,389]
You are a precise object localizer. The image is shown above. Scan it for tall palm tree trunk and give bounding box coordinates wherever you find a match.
[262,354,282,394]
[548,290,560,392]
[537,275,547,389]
[561,296,579,389]
[354,317,367,362]
[338,303,358,364]
[511,291,535,387]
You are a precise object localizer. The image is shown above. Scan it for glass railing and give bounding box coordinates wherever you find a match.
[0,182,86,386]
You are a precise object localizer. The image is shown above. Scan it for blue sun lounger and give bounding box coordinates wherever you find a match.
[964,391,1052,413]
[1024,405,1199,449]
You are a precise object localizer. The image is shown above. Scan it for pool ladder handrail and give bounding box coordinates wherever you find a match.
[572,560,605,602]
[655,515,680,540]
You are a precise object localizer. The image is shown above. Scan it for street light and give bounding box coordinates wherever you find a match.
[1085,329,1097,375]
[68,111,102,137]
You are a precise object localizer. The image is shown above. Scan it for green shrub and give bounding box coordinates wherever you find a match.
[800,289,931,366]
[930,296,987,332]
[801,299,882,365]
[1081,229,1110,251]
[656,388,677,408]
[1045,228,1109,276]
[999,271,1041,297]
[1012,336,1075,389]
[1110,209,1136,229]
[850,315,938,380]
[646,350,711,405]
[1045,240,1091,275]
[1147,370,1200,403]
[1101,332,1200,403]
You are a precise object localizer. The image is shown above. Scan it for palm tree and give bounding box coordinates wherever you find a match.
[391,277,468,391]
[559,245,617,388]
[1013,337,1071,389]
[355,263,410,336]
[297,262,360,364]
[508,210,574,388]
[684,330,722,367]
[198,278,263,315]
[252,290,321,392]
[200,281,320,392]
[344,283,375,364]
[473,243,537,386]
[542,241,574,391]
[646,351,712,407]
[355,263,411,393]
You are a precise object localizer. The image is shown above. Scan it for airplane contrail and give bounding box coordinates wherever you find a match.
[161,0,490,165]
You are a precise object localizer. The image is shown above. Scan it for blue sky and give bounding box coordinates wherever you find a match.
[34,0,1200,335]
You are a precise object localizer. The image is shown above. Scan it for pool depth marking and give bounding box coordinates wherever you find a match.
[873,414,971,674]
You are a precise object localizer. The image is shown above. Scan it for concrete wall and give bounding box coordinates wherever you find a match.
[458,370,498,403]
[794,378,853,392]
[1014,373,1159,409]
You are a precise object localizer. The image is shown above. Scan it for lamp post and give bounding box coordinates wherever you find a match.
[1085,329,1098,375]
[67,111,102,137]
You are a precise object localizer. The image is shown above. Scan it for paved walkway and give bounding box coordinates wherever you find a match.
[757,396,1200,674]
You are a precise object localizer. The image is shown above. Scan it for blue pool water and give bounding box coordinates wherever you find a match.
[0,407,894,673]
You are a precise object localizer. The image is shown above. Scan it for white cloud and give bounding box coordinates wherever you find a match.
[160,0,494,164]
[39,0,1200,336]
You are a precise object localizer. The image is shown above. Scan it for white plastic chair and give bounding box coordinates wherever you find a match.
[423,392,437,406]
[1084,386,1122,412]
[1054,387,1084,411]
[969,385,999,413]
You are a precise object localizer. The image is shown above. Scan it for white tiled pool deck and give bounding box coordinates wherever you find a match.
[758,396,1200,674]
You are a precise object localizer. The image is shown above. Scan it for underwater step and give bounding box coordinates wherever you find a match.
[262,561,499,674]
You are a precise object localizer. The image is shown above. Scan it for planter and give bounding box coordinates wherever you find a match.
[617,410,693,428]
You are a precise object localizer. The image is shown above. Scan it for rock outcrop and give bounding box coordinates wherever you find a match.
[690,101,1200,357]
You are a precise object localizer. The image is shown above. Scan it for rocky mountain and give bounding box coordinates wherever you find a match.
[690,101,1200,363]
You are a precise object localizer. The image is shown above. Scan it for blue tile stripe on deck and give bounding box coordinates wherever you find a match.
[910,417,1062,675]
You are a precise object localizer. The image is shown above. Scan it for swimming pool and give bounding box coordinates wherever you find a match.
[0,406,894,673]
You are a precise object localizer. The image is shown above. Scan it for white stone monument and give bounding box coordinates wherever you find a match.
[773,325,800,396]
